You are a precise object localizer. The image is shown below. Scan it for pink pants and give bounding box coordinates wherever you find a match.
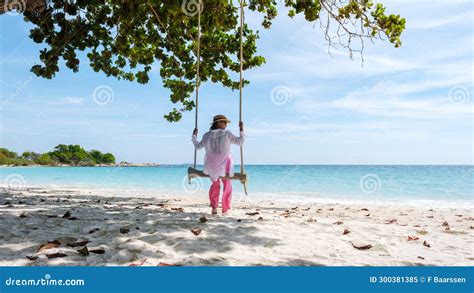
[208,158,232,212]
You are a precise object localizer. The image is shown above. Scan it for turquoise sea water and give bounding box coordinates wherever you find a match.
[1,165,473,203]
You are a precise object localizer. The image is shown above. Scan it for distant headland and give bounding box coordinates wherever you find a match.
[0,145,159,167]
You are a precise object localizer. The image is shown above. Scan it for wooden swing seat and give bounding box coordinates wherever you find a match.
[188,167,247,184]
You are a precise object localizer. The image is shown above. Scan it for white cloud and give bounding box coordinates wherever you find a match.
[132,133,185,138]
[47,96,84,105]
[295,94,473,119]
[408,10,473,30]
[246,121,394,135]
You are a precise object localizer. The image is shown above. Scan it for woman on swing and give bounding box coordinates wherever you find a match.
[192,115,245,215]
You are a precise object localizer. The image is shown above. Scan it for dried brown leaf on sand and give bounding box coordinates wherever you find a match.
[67,240,90,248]
[280,211,290,218]
[350,242,372,250]
[120,227,130,234]
[77,246,89,256]
[88,228,100,234]
[157,262,181,266]
[37,240,61,252]
[89,248,105,254]
[46,253,67,259]
[129,258,147,266]
[191,228,202,236]
[246,211,259,216]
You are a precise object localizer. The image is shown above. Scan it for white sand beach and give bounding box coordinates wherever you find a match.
[0,186,473,266]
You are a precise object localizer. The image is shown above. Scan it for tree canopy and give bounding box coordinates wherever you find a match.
[2,0,405,121]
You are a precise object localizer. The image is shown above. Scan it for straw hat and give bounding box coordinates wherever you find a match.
[211,114,231,124]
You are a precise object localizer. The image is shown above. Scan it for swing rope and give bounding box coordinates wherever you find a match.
[193,3,201,170]
[238,0,244,172]
[238,0,248,195]
[192,0,248,194]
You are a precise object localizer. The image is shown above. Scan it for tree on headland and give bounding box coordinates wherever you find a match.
[0,148,22,165]
[21,151,41,162]
[89,150,104,164]
[36,153,55,165]
[89,149,116,165]
[101,153,116,164]
[67,145,89,165]
[1,0,405,122]
[0,145,116,166]
[0,148,33,165]
[48,144,115,165]
[0,148,18,160]
[48,144,73,165]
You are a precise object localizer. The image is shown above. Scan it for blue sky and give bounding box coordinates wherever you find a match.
[1,0,473,164]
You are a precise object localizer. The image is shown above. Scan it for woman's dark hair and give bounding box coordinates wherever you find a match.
[210,121,227,130]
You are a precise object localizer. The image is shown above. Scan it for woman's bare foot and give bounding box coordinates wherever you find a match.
[211,208,218,215]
